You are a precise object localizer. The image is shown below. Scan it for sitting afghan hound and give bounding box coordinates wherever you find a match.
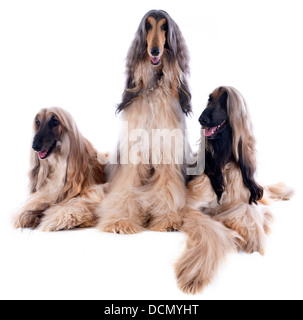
[175,86,294,294]
[97,10,192,234]
[14,107,108,231]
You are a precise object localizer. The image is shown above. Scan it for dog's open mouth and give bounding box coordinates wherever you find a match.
[203,120,226,138]
[150,56,161,66]
[37,141,57,160]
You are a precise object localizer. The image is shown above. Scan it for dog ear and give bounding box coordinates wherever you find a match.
[116,18,147,113]
[50,110,89,202]
[165,19,177,61]
[164,15,191,115]
[178,80,192,115]
[61,130,88,201]
[238,139,263,204]
[223,86,263,204]
[165,15,189,73]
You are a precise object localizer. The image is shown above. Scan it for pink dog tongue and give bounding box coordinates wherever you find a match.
[151,57,160,64]
[204,127,216,137]
[38,150,48,159]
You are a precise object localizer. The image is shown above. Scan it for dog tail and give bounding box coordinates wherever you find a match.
[259,182,295,205]
[175,208,238,294]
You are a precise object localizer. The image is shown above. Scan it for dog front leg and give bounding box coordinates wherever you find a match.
[146,164,185,232]
[13,193,53,229]
[38,184,107,231]
[97,164,146,234]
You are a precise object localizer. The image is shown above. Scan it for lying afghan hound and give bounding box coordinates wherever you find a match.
[97,10,192,233]
[175,86,294,294]
[14,107,107,231]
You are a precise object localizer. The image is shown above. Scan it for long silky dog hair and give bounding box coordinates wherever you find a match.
[97,10,193,234]
[175,87,293,294]
[14,107,107,231]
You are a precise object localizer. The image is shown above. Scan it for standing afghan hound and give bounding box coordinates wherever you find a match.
[14,107,108,231]
[97,10,192,233]
[175,86,294,294]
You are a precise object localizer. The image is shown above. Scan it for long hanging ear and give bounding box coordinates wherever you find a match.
[61,126,89,202]
[225,87,263,204]
[49,108,89,202]
[165,15,190,74]
[117,15,148,113]
[165,14,192,115]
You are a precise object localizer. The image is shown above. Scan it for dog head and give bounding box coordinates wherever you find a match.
[145,13,168,67]
[131,10,187,67]
[199,87,231,140]
[32,109,64,160]
[29,107,103,199]
[199,86,254,160]
[118,10,191,115]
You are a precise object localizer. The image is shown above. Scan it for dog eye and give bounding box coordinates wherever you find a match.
[36,120,40,127]
[161,23,168,31]
[146,22,152,31]
[49,118,60,127]
[208,95,213,102]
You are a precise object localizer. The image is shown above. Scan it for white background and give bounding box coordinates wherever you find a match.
[0,0,302,300]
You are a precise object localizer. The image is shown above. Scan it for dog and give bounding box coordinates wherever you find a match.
[175,86,294,294]
[14,107,108,231]
[97,10,193,234]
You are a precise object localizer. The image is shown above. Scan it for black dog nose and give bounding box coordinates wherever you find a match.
[32,141,42,152]
[199,114,210,126]
[150,47,160,56]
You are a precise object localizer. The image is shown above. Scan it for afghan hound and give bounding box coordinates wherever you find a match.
[14,107,108,231]
[175,86,294,294]
[97,10,192,234]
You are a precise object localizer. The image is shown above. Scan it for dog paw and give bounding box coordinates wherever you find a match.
[148,218,182,232]
[101,220,143,235]
[38,203,97,232]
[38,212,76,232]
[39,218,67,232]
[13,210,44,229]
